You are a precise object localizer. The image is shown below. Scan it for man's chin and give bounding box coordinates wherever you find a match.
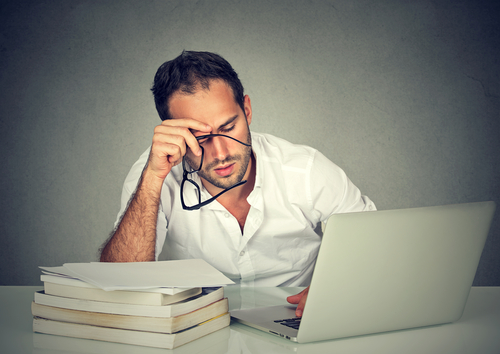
[210,177,239,190]
[200,171,244,190]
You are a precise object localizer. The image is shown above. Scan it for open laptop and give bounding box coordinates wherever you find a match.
[230,201,496,343]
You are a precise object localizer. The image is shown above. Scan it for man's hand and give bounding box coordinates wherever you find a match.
[286,286,309,317]
[147,118,212,180]
[99,118,211,263]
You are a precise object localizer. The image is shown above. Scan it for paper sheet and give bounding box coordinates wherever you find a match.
[56,259,234,291]
[39,267,191,295]
[39,266,82,279]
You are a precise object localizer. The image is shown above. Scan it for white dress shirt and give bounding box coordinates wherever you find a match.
[115,132,376,287]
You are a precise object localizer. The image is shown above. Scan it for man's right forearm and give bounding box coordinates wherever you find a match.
[100,169,164,262]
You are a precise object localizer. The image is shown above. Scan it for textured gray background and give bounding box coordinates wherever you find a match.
[1,0,499,285]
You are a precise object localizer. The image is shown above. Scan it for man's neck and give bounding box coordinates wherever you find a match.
[202,153,256,232]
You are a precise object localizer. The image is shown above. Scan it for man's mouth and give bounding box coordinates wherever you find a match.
[214,163,235,177]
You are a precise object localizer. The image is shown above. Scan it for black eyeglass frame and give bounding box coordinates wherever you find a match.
[180,134,251,211]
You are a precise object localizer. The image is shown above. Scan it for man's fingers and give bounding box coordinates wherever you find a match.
[286,293,302,304]
[286,287,309,317]
[160,118,211,156]
[152,132,187,158]
[168,154,181,166]
[147,118,212,180]
[286,287,308,303]
[160,117,211,131]
[295,288,309,317]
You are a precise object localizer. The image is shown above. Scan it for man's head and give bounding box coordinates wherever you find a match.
[170,79,253,192]
[151,51,245,121]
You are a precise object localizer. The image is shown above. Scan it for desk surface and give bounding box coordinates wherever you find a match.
[1,286,499,354]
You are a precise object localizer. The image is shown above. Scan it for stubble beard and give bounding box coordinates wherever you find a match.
[185,131,252,190]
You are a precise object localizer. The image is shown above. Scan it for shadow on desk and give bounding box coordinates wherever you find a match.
[229,320,467,354]
[225,287,500,354]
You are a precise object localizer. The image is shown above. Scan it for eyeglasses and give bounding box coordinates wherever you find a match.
[181,134,251,211]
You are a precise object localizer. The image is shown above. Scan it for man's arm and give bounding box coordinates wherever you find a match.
[99,118,211,262]
[100,168,163,262]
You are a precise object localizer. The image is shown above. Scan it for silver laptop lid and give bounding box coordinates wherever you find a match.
[298,201,495,343]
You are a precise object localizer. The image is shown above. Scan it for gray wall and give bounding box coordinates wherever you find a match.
[1,0,499,286]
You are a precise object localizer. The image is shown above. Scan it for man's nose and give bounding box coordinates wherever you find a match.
[210,135,229,161]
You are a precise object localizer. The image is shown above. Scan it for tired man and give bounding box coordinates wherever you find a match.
[100,51,376,316]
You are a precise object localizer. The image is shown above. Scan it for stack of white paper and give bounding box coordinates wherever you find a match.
[40,259,234,292]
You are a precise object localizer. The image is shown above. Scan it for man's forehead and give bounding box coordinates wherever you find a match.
[168,81,239,121]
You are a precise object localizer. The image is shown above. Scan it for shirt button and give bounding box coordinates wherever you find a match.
[239,251,245,256]
[224,213,230,218]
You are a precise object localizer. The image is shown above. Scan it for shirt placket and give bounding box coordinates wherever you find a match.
[237,187,264,286]
[201,172,264,285]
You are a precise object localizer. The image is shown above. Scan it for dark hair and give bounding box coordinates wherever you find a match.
[151,51,245,121]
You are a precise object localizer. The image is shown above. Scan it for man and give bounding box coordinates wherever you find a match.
[100,51,376,316]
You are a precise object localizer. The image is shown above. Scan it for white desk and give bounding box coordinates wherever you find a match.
[1,286,499,353]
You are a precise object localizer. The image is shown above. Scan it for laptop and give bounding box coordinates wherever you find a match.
[230,201,496,343]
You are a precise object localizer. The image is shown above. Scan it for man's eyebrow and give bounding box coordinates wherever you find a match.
[217,115,238,131]
[190,115,239,135]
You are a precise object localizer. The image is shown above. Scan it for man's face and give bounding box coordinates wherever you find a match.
[169,80,253,191]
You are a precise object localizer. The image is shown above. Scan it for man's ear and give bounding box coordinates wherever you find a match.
[243,95,252,125]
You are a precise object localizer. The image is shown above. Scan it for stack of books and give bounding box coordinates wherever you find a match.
[32,270,230,349]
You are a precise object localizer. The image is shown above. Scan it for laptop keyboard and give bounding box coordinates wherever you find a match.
[274,317,301,330]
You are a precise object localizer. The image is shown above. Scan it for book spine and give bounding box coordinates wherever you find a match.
[34,291,173,317]
[31,298,229,333]
[33,317,176,349]
[34,287,224,317]
[32,313,230,349]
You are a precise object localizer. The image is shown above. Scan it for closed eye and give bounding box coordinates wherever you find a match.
[220,125,235,134]
[196,135,210,145]
[196,125,235,144]
[196,133,251,148]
